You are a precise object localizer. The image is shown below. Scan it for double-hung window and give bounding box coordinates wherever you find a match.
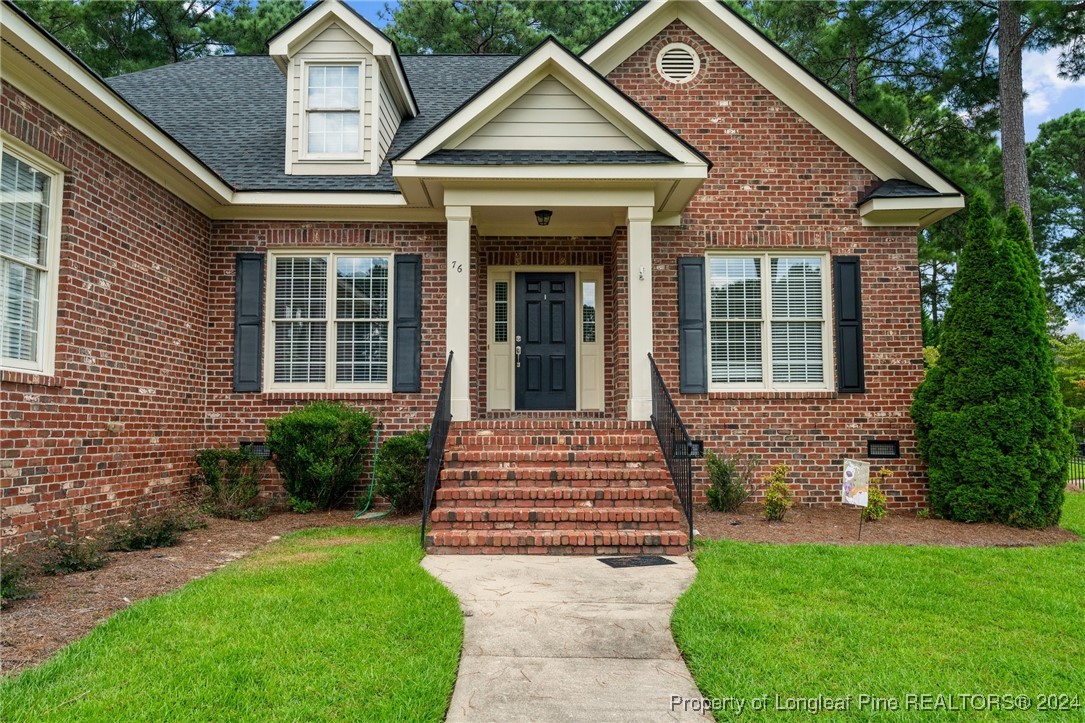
[305,64,362,157]
[708,253,830,389]
[1,146,61,374]
[269,252,391,390]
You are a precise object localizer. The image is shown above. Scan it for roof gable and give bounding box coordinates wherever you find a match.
[453,76,646,152]
[581,0,963,202]
[396,37,708,168]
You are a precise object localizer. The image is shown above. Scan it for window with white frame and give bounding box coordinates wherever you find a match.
[1,148,59,373]
[270,252,390,389]
[305,64,363,157]
[708,253,829,389]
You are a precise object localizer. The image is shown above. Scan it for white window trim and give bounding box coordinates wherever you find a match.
[264,249,393,392]
[706,250,833,392]
[299,59,366,161]
[0,135,64,376]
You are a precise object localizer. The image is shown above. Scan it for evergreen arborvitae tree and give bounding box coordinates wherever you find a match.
[911,198,1072,527]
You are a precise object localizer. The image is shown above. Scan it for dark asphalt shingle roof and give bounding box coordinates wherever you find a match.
[860,179,947,202]
[107,54,520,192]
[418,150,677,165]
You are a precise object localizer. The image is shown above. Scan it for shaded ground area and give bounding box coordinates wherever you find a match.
[1,510,412,675]
[692,501,1080,547]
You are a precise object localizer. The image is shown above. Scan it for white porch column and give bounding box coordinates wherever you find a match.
[627,206,654,421]
[445,205,472,421]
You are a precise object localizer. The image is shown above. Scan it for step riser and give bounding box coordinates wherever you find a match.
[427,530,688,554]
[435,488,675,503]
[445,452,662,465]
[447,436,658,447]
[427,545,689,555]
[431,509,682,524]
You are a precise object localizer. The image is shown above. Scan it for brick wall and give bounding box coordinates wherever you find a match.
[1,82,212,547]
[606,21,928,507]
[204,221,450,500]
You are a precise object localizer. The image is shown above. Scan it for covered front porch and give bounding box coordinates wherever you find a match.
[442,187,662,422]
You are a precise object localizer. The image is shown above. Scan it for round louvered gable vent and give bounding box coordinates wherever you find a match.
[656,43,700,84]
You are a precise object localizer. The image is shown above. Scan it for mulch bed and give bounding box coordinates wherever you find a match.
[1,510,413,676]
[692,501,1081,547]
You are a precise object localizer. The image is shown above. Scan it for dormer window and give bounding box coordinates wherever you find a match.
[305,63,363,157]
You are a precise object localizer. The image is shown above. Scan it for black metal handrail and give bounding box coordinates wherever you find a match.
[647,353,694,547]
[421,351,454,549]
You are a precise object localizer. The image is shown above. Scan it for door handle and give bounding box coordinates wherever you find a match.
[515,345,522,368]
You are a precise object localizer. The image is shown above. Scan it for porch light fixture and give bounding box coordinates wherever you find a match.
[535,209,553,226]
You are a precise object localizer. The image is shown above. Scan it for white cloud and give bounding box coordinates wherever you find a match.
[1066,316,1085,338]
[1022,47,1085,134]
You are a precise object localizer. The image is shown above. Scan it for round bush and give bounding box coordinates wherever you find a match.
[265,402,375,510]
[375,430,429,513]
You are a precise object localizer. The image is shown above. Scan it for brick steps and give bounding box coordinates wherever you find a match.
[430,506,682,530]
[445,449,661,465]
[434,486,677,506]
[441,467,671,483]
[426,529,689,556]
[427,418,688,555]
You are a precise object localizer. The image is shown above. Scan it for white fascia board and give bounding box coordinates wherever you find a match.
[397,41,707,167]
[858,195,964,228]
[583,0,960,196]
[269,1,417,117]
[1,7,233,211]
[443,185,657,209]
[392,162,708,181]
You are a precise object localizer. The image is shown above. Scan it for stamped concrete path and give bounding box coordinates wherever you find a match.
[421,555,711,722]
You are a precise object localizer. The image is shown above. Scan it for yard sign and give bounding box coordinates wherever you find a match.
[842,459,870,507]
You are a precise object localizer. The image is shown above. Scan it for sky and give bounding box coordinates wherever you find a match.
[345,1,1084,332]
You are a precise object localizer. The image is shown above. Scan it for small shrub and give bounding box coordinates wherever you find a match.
[863,468,890,522]
[704,450,759,512]
[1,552,36,606]
[761,465,793,521]
[266,402,375,510]
[38,530,108,576]
[289,498,317,514]
[105,506,202,552]
[916,507,931,519]
[375,430,429,513]
[192,447,268,520]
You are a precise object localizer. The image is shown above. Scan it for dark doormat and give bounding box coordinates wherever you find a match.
[598,555,677,568]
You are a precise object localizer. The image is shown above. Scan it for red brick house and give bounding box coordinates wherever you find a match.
[1,0,963,553]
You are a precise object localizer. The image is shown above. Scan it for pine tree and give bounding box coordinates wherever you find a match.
[911,197,1072,527]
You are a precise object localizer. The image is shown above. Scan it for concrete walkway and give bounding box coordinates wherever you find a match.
[422,555,710,723]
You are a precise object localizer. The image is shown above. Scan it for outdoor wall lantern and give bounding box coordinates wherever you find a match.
[535,209,553,226]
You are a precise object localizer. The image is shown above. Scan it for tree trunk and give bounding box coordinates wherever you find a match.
[998,0,1032,229]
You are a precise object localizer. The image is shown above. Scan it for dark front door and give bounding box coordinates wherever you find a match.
[515,272,576,410]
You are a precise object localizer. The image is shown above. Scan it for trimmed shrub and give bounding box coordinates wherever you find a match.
[704,450,759,512]
[192,447,268,520]
[911,199,1073,527]
[1,552,36,606]
[761,465,793,521]
[105,506,203,552]
[375,430,429,513]
[266,402,376,510]
[38,530,108,576]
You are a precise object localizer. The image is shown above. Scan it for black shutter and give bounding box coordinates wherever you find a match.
[677,257,708,393]
[392,254,422,393]
[833,256,865,393]
[233,253,264,392]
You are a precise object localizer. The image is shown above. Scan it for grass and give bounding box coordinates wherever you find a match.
[1,526,463,723]
[672,493,1085,721]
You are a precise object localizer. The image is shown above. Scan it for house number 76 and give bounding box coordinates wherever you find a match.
[449,261,464,273]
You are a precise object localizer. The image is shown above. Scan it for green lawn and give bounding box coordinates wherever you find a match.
[672,493,1085,721]
[1,526,463,723]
